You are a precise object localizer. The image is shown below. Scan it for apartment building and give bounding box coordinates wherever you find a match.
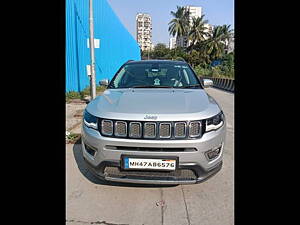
[169,37,176,49]
[136,13,152,51]
[226,33,234,53]
[204,23,214,39]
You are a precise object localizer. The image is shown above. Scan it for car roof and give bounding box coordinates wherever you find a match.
[125,60,187,65]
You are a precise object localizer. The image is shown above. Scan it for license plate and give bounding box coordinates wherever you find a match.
[123,157,176,171]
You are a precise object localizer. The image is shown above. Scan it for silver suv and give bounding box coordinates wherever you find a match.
[81,60,226,185]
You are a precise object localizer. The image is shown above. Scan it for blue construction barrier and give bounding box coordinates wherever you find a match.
[66,0,141,92]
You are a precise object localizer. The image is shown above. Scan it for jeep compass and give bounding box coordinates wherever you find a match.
[81,60,226,184]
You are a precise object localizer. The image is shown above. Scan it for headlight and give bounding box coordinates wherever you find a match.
[83,110,98,129]
[206,111,225,132]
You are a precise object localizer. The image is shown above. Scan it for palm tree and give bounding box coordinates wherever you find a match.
[168,6,190,38]
[220,25,233,53]
[187,15,209,52]
[205,25,227,60]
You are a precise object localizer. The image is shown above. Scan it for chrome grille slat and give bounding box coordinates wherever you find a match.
[114,121,127,137]
[174,122,186,138]
[159,123,171,138]
[144,122,156,138]
[101,120,113,135]
[129,122,142,138]
[189,121,201,138]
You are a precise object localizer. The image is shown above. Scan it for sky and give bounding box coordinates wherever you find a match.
[107,0,234,46]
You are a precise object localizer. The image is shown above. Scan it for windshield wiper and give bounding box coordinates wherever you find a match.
[177,84,202,89]
[131,85,173,88]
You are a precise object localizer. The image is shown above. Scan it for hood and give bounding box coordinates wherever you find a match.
[86,88,221,121]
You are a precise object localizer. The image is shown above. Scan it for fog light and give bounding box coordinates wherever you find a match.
[85,144,97,157]
[205,147,221,160]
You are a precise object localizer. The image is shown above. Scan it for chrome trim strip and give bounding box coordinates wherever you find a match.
[206,121,224,132]
[105,176,196,184]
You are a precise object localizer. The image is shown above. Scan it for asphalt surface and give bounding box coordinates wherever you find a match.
[66,87,234,225]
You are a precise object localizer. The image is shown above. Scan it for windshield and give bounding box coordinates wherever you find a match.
[109,62,202,89]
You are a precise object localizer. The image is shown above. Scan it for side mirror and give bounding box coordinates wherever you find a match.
[203,79,213,88]
[99,79,109,87]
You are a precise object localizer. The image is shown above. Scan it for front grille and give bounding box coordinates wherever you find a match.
[99,119,204,140]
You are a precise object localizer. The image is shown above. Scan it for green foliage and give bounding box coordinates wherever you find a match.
[66,133,81,143]
[174,56,185,61]
[153,43,170,58]
[80,86,91,98]
[97,85,106,93]
[168,6,190,37]
[188,15,208,50]
[66,91,81,101]
[194,54,234,79]
[194,65,211,77]
[66,85,106,102]
[165,6,234,78]
[140,7,234,79]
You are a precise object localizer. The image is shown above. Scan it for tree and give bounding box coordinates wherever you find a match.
[152,43,169,59]
[167,5,234,78]
[168,6,190,38]
[220,25,233,53]
[169,47,186,60]
[205,26,227,61]
[184,50,201,67]
[188,15,209,52]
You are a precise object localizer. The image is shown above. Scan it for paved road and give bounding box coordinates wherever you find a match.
[66,88,234,225]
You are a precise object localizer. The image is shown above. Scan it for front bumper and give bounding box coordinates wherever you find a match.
[81,122,226,184]
[84,157,222,184]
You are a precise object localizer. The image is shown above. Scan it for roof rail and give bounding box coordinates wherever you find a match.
[125,59,134,63]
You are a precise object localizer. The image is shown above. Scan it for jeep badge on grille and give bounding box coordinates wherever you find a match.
[144,115,158,120]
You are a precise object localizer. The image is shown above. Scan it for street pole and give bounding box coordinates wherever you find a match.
[89,0,96,100]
